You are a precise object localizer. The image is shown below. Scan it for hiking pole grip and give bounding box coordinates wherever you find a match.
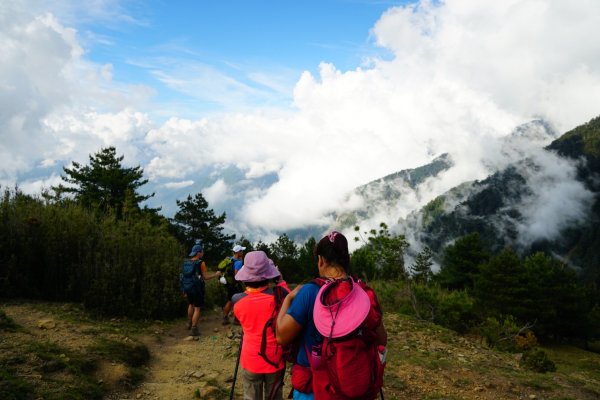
[229,332,243,400]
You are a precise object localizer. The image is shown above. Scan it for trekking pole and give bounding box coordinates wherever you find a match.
[229,332,243,400]
[380,387,385,400]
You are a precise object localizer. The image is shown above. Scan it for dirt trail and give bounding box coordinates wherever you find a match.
[2,303,288,400]
[130,315,251,400]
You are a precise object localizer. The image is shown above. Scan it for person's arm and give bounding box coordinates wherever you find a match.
[275,284,303,345]
[200,262,221,281]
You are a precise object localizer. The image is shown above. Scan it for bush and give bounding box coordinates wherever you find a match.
[478,316,520,352]
[410,283,476,333]
[520,348,556,373]
[0,309,18,332]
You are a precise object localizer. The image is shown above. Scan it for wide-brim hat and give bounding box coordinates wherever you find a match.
[235,251,280,282]
[314,278,371,338]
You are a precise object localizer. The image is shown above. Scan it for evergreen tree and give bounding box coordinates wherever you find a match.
[269,233,300,282]
[171,192,235,264]
[522,252,589,339]
[473,248,529,319]
[410,247,434,284]
[436,232,489,290]
[353,223,409,280]
[51,147,154,219]
[296,237,317,282]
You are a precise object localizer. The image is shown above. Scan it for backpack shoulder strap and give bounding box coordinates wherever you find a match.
[258,287,283,368]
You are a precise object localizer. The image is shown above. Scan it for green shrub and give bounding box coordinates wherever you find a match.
[0,309,18,332]
[478,315,520,352]
[410,284,476,333]
[0,367,34,400]
[520,348,556,373]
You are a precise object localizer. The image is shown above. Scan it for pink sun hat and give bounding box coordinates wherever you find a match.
[235,250,280,282]
[313,277,371,338]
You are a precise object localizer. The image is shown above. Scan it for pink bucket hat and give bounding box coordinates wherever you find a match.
[314,278,371,338]
[235,251,280,282]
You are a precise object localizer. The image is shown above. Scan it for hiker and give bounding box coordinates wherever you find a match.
[181,243,222,336]
[232,251,289,400]
[220,244,246,325]
[275,231,388,400]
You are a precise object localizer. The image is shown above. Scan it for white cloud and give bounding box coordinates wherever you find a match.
[162,180,194,189]
[203,179,229,205]
[516,151,594,246]
[3,0,600,245]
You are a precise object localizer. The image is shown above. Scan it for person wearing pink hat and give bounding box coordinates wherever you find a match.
[232,251,289,400]
[275,231,388,400]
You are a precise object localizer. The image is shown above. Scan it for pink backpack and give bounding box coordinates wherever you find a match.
[311,277,385,399]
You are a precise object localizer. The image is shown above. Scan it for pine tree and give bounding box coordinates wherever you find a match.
[171,192,235,264]
[436,232,489,290]
[410,247,433,284]
[51,147,154,219]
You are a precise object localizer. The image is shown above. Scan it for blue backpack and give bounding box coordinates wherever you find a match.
[180,259,203,293]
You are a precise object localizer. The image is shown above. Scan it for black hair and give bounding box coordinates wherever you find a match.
[314,231,350,271]
[244,279,270,288]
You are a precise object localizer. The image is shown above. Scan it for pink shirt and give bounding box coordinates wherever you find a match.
[233,287,285,373]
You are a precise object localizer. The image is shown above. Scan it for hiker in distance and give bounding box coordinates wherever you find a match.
[219,244,246,325]
[275,231,388,400]
[180,242,222,337]
[232,251,289,400]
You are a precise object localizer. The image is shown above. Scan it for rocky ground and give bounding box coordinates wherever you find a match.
[2,302,600,400]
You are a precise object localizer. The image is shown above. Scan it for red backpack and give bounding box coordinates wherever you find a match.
[258,284,292,368]
[310,277,385,400]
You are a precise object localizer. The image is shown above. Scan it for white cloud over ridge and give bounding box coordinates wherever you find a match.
[2,0,600,243]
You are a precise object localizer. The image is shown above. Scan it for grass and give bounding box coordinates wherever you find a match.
[0,303,153,399]
[0,309,18,332]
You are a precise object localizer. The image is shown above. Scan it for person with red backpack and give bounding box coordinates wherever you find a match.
[276,231,388,400]
[232,251,290,400]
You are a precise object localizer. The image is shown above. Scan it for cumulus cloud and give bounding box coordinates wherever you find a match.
[4,0,600,245]
[0,1,154,185]
[203,179,229,205]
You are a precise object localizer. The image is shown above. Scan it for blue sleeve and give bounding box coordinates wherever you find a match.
[287,283,322,367]
[287,284,318,326]
[233,259,243,272]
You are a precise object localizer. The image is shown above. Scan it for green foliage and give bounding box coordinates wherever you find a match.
[422,196,446,227]
[0,187,183,318]
[410,283,475,333]
[474,248,528,319]
[410,247,434,284]
[0,367,34,400]
[269,233,300,281]
[473,250,592,340]
[50,147,154,219]
[25,341,105,399]
[295,237,317,283]
[522,252,590,338]
[89,338,150,368]
[520,348,557,373]
[435,232,489,290]
[350,245,377,281]
[352,223,409,280]
[478,315,521,351]
[0,309,18,332]
[171,192,235,265]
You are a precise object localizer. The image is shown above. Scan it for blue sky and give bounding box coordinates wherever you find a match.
[2,0,600,242]
[76,1,401,119]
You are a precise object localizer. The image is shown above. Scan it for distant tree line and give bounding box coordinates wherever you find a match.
[1,147,599,352]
